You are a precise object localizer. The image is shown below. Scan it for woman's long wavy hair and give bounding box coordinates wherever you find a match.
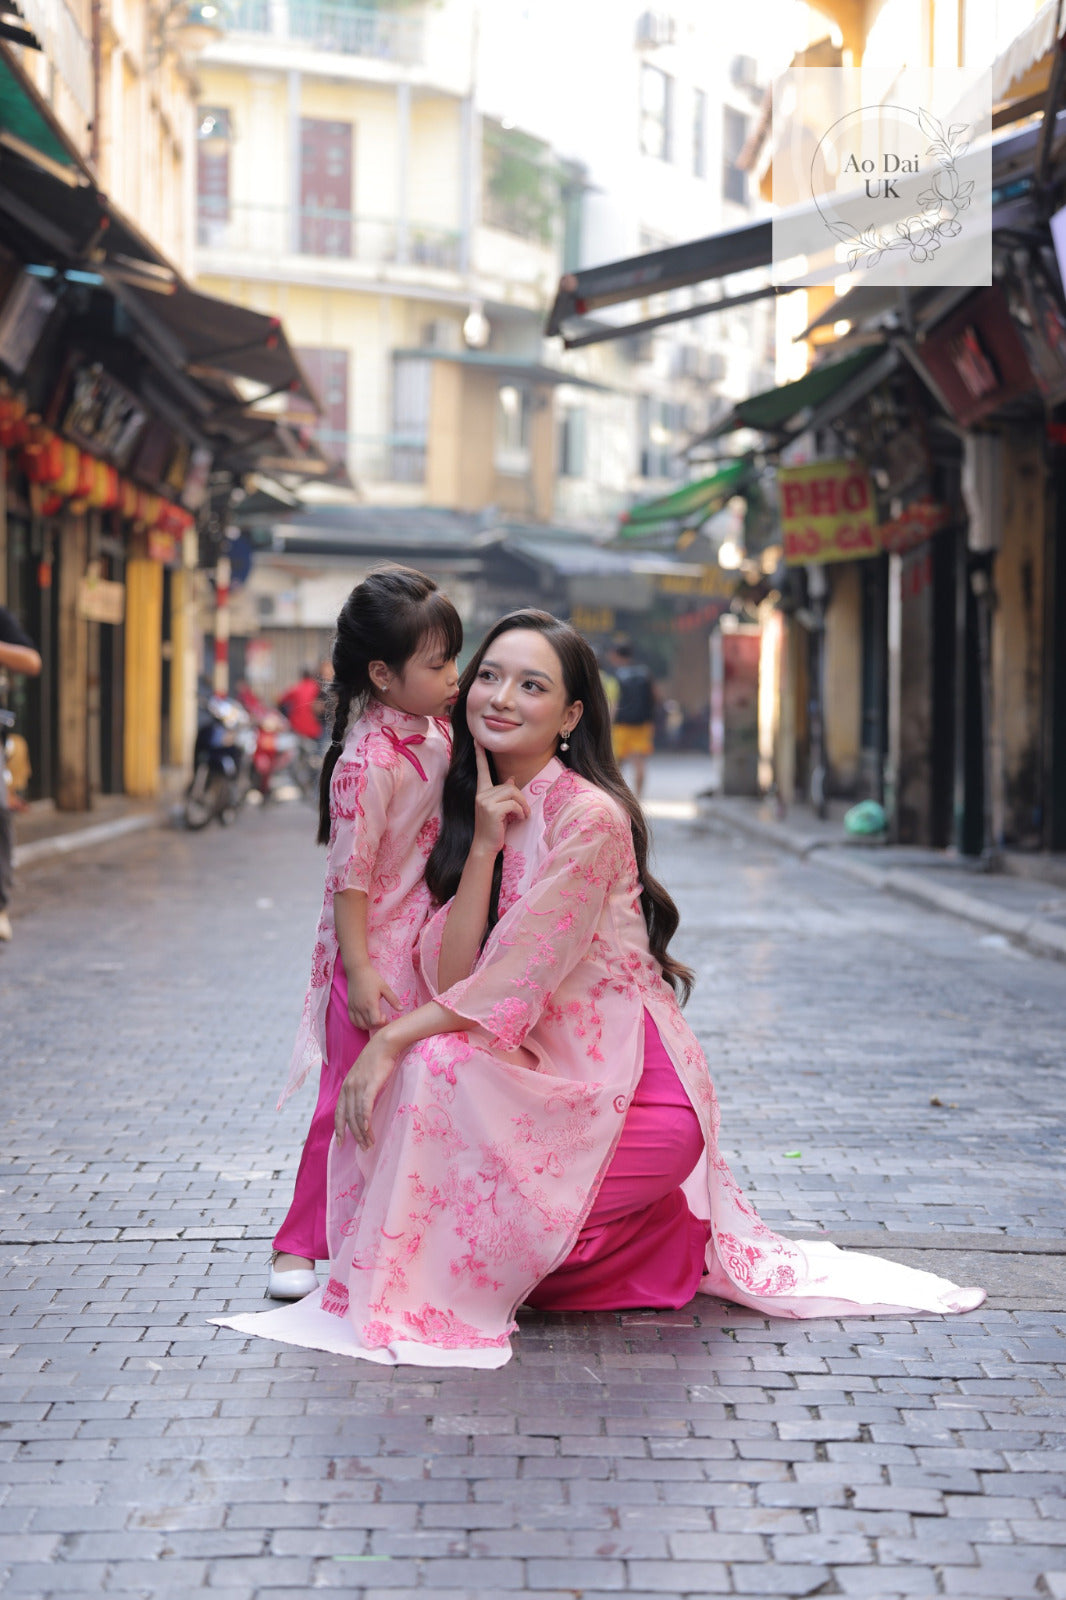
[425,610,693,1003]
[317,566,463,845]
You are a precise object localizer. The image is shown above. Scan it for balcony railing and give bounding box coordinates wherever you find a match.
[225,0,424,64]
[197,202,462,271]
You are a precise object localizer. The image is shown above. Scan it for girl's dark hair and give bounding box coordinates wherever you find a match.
[317,566,463,844]
[425,609,693,1003]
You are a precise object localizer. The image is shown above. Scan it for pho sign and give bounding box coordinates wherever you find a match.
[778,459,877,566]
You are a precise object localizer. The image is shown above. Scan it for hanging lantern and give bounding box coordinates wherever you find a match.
[22,424,63,486]
[54,441,81,498]
[88,460,119,510]
[0,394,27,450]
[120,479,139,519]
[69,450,96,510]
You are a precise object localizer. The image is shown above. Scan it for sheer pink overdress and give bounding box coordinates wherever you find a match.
[214,759,984,1366]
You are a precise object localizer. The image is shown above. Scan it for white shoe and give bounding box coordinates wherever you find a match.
[0,912,11,942]
[267,1259,319,1300]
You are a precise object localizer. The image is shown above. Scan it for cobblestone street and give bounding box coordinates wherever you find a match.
[2,778,1066,1599]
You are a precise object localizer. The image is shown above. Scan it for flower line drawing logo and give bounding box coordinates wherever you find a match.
[843,109,973,270]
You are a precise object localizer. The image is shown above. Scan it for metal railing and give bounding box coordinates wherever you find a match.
[226,0,424,63]
[197,202,462,271]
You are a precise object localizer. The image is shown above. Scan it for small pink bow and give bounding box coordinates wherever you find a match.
[381,724,428,782]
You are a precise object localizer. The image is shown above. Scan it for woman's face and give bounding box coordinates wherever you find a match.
[466,628,581,780]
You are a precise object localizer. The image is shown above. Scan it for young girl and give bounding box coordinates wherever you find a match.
[267,567,462,1299]
[219,609,983,1364]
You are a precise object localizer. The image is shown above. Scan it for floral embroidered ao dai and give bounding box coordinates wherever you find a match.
[279,699,451,1107]
[218,758,984,1367]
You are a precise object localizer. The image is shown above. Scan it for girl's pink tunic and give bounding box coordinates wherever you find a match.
[218,759,984,1367]
[278,699,452,1108]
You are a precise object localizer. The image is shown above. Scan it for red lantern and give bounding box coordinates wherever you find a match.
[22,424,62,486]
[0,394,27,449]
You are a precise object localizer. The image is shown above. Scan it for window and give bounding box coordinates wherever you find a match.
[391,354,430,484]
[299,119,353,257]
[693,88,706,179]
[640,64,673,161]
[293,347,349,466]
[723,106,748,205]
[558,406,586,479]
[495,384,531,474]
[196,108,232,245]
[638,395,684,480]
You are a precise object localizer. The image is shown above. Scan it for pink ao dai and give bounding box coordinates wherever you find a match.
[213,757,985,1367]
[279,699,451,1107]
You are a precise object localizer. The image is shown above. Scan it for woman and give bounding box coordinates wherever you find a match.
[213,612,983,1366]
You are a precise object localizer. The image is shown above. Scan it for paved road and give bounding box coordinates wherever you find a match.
[1,781,1065,1599]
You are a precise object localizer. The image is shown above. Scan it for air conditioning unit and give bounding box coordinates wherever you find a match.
[636,10,675,47]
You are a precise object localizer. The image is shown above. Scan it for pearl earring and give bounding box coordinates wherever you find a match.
[559,732,570,752]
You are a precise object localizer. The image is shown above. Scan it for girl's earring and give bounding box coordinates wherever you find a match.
[559,731,570,752]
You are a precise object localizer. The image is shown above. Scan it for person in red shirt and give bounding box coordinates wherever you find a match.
[278,666,327,740]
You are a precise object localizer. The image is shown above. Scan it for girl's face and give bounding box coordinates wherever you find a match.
[376,635,459,719]
[466,628,581,782]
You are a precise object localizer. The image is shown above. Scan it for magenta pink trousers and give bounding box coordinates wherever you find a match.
[527,1011,710,1311]
[273,967,369,1261]
[276,984,709,1309]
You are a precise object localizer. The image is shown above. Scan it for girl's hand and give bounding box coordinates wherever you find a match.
[346,963,401,1030]
[472,741,530,855]
[334,1028,401,1150]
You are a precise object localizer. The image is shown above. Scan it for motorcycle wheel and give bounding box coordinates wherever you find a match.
[184,765,215,830]
[217,773,242,826]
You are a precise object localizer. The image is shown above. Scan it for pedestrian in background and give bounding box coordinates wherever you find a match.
[0,605,42,944]
[268,567,462,1300]
[278,663,327,743]
[606,637,656,800]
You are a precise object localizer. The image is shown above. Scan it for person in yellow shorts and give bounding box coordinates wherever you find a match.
[606,638,656,800]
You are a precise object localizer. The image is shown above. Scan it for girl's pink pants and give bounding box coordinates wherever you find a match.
[273,966,368,1261]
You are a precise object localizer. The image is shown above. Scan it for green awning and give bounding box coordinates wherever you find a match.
[707,348,882,440]
[0,48,88,182]
[618,459,751,538]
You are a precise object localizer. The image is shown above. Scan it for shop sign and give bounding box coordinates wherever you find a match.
[0,272,58,377]
[571,605,616,635]
[77,565,125,625]
[1005,255,1066,406]
[914,285,1035,426]
[877,497,952,554]
[657,566,735,599]
[60,363,147,468]
[778,459,878,566]
[181,445,212,511]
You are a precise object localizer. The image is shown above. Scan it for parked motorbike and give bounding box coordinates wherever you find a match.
[183,692,256,829]
[250,710,321,803]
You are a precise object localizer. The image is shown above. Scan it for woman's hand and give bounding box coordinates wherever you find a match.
[472,741,530,856]
[345,963,401,1030]
[334,1027,401,1150]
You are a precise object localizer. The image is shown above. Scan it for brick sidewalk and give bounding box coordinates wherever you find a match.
[1,802,1065,1597]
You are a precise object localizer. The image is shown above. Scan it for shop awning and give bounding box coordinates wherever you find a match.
[693,349,887,446]
[395,348,612,391]
[546,217,773,340]
[117,282,319,409]
[0,43,90,185]
[618,460,752,538]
